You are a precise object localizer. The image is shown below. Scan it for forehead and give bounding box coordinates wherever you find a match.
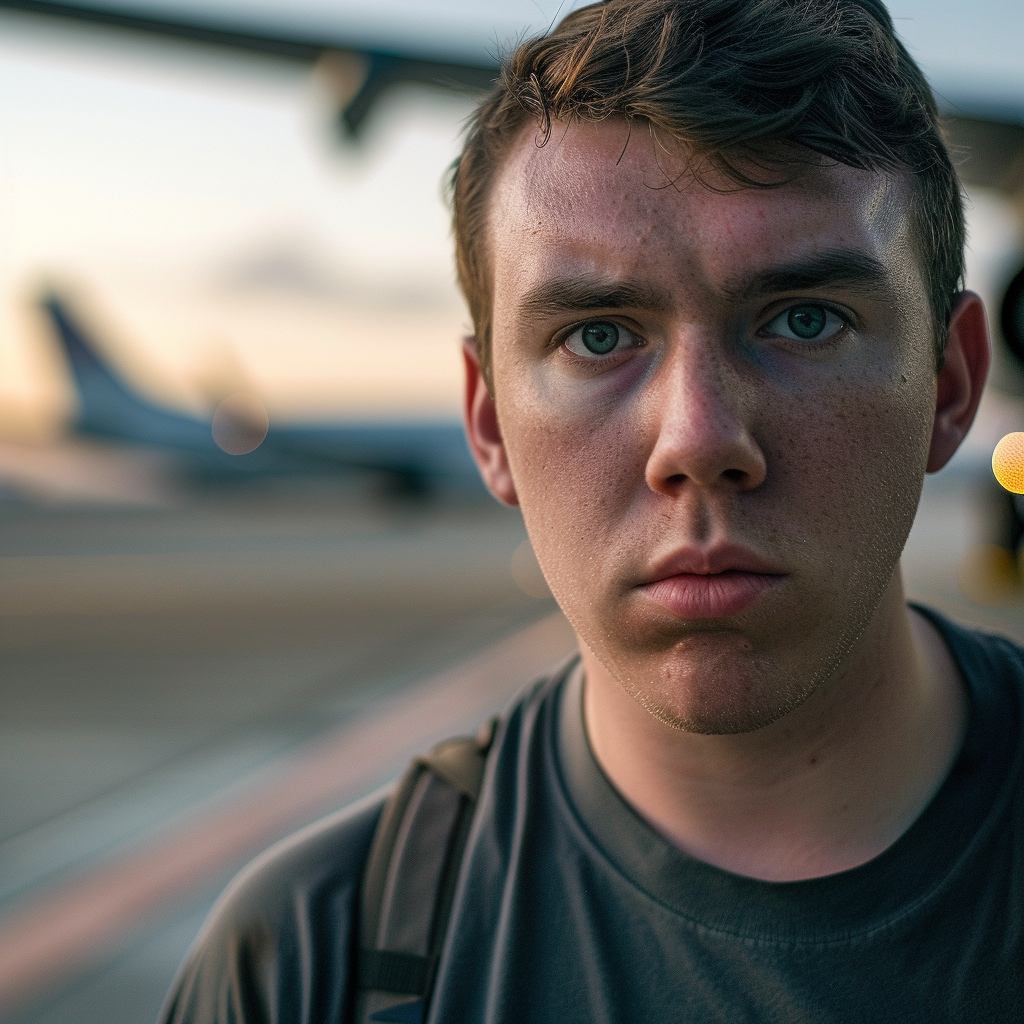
[487,119,915,310]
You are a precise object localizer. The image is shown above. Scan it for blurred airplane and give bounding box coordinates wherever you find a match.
[41,292,484,493]
[7,0,1024,501]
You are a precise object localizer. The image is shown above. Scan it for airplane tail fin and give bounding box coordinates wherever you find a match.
[39,292,210,447]
[41,293,155,434]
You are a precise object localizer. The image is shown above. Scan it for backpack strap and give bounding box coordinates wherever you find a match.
[354,718,497,1024]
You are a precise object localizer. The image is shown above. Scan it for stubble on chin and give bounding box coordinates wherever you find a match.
[588,630,806,735]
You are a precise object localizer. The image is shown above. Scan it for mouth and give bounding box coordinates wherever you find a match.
[636,545,788,620]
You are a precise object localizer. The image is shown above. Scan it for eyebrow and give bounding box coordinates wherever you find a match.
[516,277,674,320]
[723,249,891,301]
[514,249,891,322]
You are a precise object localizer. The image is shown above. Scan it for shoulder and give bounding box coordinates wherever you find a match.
[159,791,385,1024]
[158,658,578,1024]
[209,789,384,932]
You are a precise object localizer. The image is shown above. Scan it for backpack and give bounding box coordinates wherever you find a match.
[353,717,498,1024]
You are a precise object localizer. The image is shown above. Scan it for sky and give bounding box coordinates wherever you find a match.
[0,1,1022,435]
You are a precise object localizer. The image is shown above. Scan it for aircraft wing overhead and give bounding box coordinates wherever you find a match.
[4,2,1024,148]
[0,0,508,135]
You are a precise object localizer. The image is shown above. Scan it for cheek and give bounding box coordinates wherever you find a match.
[496,375,646,593]
[773,366,935,574]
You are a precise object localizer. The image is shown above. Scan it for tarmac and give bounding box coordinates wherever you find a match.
[0,461,1021,1023]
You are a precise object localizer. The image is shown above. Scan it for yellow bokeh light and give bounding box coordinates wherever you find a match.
[992,432,1024,494]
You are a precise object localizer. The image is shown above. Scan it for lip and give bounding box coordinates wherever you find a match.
[637,544,788,620]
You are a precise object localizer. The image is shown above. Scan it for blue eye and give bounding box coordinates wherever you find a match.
[564,320,638,358]
[763,304,846,342]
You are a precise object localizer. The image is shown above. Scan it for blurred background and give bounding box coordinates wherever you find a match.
[0,1,1022,1020]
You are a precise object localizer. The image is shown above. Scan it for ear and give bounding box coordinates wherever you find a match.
[927,291,991,473]
[462,338,519,505]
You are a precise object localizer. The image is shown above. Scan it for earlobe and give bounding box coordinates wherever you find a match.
[927,291,991,474]
[462,338,519,505]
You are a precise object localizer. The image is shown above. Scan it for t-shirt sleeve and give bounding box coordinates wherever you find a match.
[157,794,385,1024]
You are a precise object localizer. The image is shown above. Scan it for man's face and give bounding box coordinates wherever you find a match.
[483,120,940,734]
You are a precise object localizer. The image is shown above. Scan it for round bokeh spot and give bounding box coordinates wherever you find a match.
[992,431,1024,494]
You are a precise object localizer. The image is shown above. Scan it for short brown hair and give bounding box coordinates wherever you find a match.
[451,0,965,386]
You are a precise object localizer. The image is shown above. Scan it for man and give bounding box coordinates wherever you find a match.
[160,1,1021,1020]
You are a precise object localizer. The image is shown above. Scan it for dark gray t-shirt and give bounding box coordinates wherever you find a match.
[160,608,1024,1022]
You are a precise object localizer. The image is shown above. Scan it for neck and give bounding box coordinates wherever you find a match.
[581,577,967,882]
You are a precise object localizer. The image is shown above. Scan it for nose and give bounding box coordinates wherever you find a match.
[643,335,767,496]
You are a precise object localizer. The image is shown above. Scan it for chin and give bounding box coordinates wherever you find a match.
[605,635,822,735]
[632,678,812,735]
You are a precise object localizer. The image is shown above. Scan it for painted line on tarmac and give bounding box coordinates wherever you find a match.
[0,610,576,1015]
